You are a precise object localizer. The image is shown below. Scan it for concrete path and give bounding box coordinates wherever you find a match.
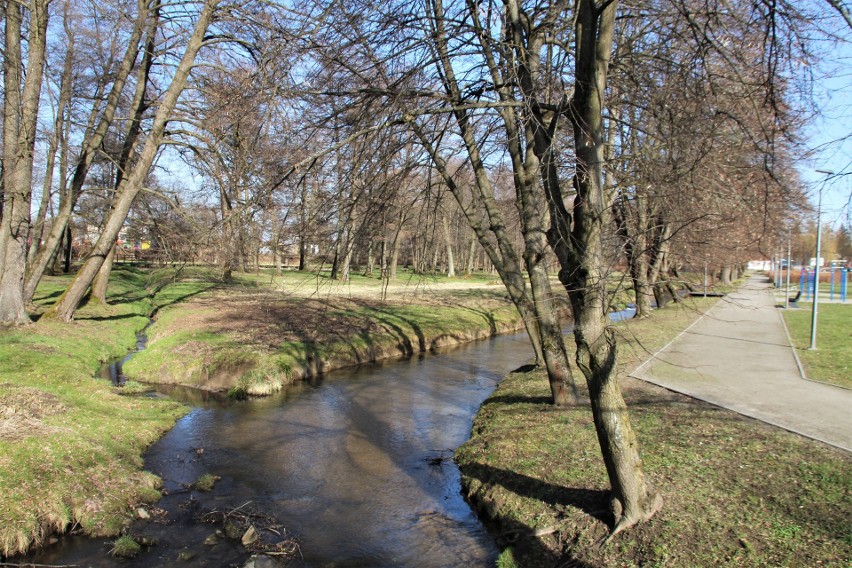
[631,274,852,452]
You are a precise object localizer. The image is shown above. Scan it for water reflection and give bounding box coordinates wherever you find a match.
[30,332,535,567]
[178,342,520,567]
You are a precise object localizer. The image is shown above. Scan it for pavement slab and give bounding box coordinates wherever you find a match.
[631,274,852,452]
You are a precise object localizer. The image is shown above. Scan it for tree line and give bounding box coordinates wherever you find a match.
[1,0,847,538]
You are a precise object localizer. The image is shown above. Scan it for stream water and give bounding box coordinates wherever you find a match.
[27,306,640,567]
[27,331,540,567]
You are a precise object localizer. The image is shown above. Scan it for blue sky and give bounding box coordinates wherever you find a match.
[796,14,852,229]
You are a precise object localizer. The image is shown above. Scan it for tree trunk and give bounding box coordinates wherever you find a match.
[0,0,49,324]
[27,129,58,268]
[466,235,477,275]
[90,246,115,303]
[541,0,661,536]
[45,0,218,321]
[389,232,401,280]
[62,225,72,273]
[366,239,375,276]
[0,0,23,278]
[273,227,284,275]
[441,214,455,278]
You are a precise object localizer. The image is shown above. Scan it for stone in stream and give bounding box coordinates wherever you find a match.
[241,524,259,547]
[243,554,277,568]
[224,520,243,540]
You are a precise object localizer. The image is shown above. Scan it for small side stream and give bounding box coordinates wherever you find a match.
[98,324,150,386]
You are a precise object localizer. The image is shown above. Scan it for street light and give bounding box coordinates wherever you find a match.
[785,224,791,309]
[809,169,834,350]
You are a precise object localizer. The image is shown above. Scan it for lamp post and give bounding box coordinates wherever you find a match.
[809,170,834,350]
[785,224,791,308]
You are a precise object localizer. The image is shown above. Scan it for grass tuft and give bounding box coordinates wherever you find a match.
[109,534,141,558]
[194,473,218,492]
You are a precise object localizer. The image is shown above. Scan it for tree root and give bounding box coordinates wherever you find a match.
[600,491,663,546]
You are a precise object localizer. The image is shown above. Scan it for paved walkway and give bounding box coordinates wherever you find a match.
[631,274,852,452]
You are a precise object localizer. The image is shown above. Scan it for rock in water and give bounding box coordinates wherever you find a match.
[241,524,259,547]
[224,520,242,540]
[243,555,277,568]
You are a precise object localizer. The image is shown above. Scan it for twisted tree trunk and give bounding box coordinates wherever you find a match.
[541,0,662,536]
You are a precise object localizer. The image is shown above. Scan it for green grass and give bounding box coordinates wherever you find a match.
[0,267,216,557]
[782,302,852,389]
[193,473,218,492]
[124,276,524,395]
[456,298,852,567]
[109,534,141,558]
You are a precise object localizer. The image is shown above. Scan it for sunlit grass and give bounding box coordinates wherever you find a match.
[457,298,851,567]
[0,267,198,556]
[782,302,852,389]
[125,274,524,394]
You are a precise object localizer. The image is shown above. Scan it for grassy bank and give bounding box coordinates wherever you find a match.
[0,267,524,557]
[0,267,217,557]
[456,298,851,567]
[782,302,852,389]
[124,270,525,396]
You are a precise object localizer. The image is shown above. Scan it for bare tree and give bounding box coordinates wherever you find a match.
[22,0,155,306]
[45,0,221,320]
[0,0,50,324]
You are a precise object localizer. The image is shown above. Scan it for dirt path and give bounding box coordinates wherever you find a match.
[631,274,852,452]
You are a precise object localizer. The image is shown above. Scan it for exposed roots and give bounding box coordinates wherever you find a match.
[601,490,663,546]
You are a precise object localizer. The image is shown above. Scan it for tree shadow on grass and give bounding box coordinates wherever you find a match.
[72,312,142,322]
[483,394,555,406]
[461,461,609,567]
[31,289,63,303]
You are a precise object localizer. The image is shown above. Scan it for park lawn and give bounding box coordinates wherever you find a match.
[456,297,851,568]
[124,269,527,396]
[782,302,852,389]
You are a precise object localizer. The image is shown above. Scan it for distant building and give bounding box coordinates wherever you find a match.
[747,260,771,270]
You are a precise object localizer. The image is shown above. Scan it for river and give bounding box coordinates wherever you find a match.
[26,330,540,567]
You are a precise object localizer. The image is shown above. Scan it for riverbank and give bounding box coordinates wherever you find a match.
[0,266,526,558]
[123,271,527,396]
[0,268,200,557]
[456,297,852,567]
